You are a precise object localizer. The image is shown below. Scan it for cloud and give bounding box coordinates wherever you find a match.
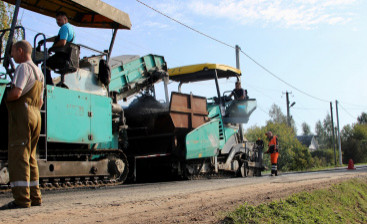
[185,0,357,29]
[145,21,169,29]
[155,1,196,25]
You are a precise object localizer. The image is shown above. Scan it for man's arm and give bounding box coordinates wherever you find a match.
[38,36,56,45]
[7,87,23,101]
[52,39,67,48]
[45,36,57,42]
[229,89,235,98]
[52,25,70,48]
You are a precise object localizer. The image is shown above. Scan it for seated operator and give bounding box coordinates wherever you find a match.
[229,81,249,100]
[37,11,75,85]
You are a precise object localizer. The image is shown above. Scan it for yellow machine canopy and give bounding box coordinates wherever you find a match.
[168,63,241,83]
[3,0,131,29]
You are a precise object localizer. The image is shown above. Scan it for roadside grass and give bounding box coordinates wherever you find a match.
[221,177,367,224]
[298,162,367,172]
[307,164,344,171]
[270,163,367,174]
[263,165,340,175]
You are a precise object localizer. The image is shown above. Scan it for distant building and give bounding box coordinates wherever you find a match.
[296,135,319,152]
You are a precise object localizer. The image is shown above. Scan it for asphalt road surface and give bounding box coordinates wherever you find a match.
[1,166,366,223]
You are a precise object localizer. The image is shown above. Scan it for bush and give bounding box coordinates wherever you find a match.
[341,124,367,164]
[342,139,367,164]
[311,148,338,167]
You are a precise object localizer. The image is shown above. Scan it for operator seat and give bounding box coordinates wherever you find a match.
[48,43,80,85]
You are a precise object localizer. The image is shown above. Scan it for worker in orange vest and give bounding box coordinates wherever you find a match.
[265,131,279,176]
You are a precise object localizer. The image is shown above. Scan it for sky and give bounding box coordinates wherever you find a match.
[16,0,367,134]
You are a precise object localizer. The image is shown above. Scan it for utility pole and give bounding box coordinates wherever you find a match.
[335,100,343,166]
[330,102,337,166]
[235,45,243,142]
[286,91,290,126]
[285,91,295,127]
[235,45,240,70]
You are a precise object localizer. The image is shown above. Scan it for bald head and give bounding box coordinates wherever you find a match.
[11,40,32,63]
[13,40,32,54]
[265,131,273,139]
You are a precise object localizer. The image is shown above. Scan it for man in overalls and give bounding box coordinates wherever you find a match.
[1,40,44,209]
[38,11,75,84]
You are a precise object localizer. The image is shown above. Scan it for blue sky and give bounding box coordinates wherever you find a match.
[18,0,367,134]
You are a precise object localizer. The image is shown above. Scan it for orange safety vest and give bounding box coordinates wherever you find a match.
[268,136,279,164]
[268,136,278,153]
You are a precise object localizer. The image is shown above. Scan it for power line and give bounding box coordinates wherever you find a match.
[292,107,327,111]
[135,0,330,104]
[239,49,330,103]
[257,105,269,115]
[338,100,367,109]
[339,102,357,120]
[135,0,234,50]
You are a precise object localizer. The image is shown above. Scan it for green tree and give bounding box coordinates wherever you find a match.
[341,124,353,142]
[0,2,21,56]
[341,123,367,163]
[315,114,334,149]
[1,2,12,55]
[268,104,287,124]
[301,122,311,135]
[357,112,367,124]
[268,104,297,134]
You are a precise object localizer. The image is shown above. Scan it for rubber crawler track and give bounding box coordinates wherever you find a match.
[0,149,129,193]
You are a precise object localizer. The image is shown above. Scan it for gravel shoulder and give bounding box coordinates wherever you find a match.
[1,168,366,224]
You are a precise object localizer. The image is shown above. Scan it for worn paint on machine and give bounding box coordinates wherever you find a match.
[46,86,112,144]
[185,120,220,160]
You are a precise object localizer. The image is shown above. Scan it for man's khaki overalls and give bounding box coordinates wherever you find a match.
[6,72,43,207]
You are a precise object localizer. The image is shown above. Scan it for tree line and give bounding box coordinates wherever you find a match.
[245,104,367,171]
[1,2,21,56]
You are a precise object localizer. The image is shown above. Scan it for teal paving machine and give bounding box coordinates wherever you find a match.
[0,0,167,187]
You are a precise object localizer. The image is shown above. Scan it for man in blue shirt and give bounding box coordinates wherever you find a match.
[38,11,75,84]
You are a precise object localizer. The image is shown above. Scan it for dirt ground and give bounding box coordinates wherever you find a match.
[1,169,366,224]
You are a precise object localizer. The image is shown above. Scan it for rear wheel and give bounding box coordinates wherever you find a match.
[239,162,248,177]
[108,151,129,183]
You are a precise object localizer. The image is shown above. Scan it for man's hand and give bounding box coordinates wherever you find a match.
[38,40,45,46]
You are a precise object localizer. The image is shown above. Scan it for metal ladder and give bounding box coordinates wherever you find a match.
[34,33,48,161]
[39,95,47,161]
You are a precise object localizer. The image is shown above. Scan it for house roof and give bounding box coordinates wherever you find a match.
[296,135,315,147]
